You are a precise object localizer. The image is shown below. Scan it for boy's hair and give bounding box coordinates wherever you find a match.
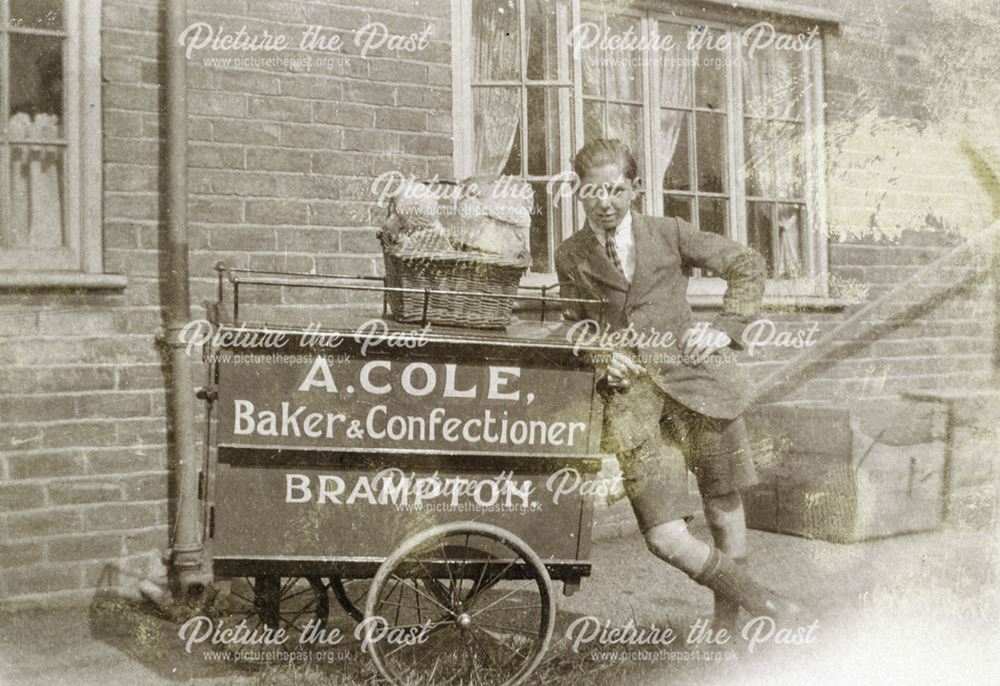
[572,138,638,181]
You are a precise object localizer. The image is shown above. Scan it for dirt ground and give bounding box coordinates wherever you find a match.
[2,489,999,686]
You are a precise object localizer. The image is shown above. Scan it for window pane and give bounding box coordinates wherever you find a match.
[501,123,521,176]
[526,86,567,176]
[742,41,805,120]
[660,109,690,191]
[6,144,65,249]
[694,29,726,110]
[526,0,570,81]
[472,0,520,81]
[775,203,805,278]
[583,99,604,144]
[773,121,804,199]
[741,45,771,119]
[472,87,521,176]
[10,0,62,29]
[585,100,644,169]
[580,49,602,96]
[664,194,691,222]
[529,182,553,272]
[771,48,805,121]
[698,197,728,236]
[747,201,774,275]
[605,14,641,102]
[580,12,604,96]
[9,34,64,132]
[655,23,692,107]
[606,103,643,171]
[743,117,772,197]
[695,111,726,193]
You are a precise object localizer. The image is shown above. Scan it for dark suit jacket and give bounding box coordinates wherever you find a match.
[554,213,767,419]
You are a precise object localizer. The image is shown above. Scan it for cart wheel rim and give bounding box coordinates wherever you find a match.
[364,522,555,686]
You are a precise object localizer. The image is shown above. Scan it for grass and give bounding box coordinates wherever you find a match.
[85,582,736,686]
[224,606,699,686]
[230,638,652,686]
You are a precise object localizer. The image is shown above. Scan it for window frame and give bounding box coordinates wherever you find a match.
[0,0,105,278]
[452,0,579,276]
[452,0,831,300]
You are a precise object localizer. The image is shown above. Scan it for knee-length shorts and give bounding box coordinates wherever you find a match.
[601,376,758,532]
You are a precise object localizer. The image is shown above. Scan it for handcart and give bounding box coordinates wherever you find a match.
[198,265,608,685]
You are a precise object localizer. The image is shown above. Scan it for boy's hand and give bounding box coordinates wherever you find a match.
[605,351,646,389]
[681,324,732,366]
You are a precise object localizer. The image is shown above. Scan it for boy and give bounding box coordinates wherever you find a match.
[555,139,801,630]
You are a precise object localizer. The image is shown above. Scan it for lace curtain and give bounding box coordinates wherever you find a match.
[6,112,63,249]
[471,1,522,176]
[652,32,692,188]
[742,46,802,278]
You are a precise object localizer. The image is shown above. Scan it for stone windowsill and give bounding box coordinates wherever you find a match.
[689,294,855,311]
[0,271,128,290]
[515,272,854,313]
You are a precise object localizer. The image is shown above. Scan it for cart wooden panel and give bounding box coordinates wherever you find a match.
[205,326,606,582]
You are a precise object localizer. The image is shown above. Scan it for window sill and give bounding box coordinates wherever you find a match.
[689,293,854,311]
[688,277,854,311]
[515,273,854,313]
[0,271,128,290]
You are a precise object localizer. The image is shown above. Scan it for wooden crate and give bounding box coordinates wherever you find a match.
[742,399,949,542]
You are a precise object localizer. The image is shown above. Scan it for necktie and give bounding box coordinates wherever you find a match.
[605,226,626,280]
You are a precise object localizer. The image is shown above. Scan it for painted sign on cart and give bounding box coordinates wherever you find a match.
[217,352,601,456]
[211,460,601,563]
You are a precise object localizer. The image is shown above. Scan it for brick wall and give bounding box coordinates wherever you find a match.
[0,0,454,609]
[741,0,1000,404]
[1,0,998,606]
[736,235,996,403]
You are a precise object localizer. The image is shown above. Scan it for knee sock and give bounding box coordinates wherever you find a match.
[691,548,799,621]
[703,494,748,630]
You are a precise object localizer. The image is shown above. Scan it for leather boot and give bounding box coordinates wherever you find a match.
[693,548,803,622]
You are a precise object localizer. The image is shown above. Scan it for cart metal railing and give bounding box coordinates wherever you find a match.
[213,262,606,329]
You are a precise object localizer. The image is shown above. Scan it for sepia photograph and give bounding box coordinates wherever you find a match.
[0,0,998,684]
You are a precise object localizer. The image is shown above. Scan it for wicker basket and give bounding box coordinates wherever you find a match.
[379,232,529,329]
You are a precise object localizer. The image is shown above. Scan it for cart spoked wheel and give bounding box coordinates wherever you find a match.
[222,576,329,635]
[329,576,370,623]
[364,522,554,686]
[332,543,491,624]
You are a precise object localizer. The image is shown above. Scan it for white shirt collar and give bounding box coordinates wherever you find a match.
[590,211,635,281]
[590,211,632,245]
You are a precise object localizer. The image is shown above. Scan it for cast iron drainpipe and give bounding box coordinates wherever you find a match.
[162,0,209,598]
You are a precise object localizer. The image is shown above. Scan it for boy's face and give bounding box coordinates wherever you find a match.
[577,162,639,231]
